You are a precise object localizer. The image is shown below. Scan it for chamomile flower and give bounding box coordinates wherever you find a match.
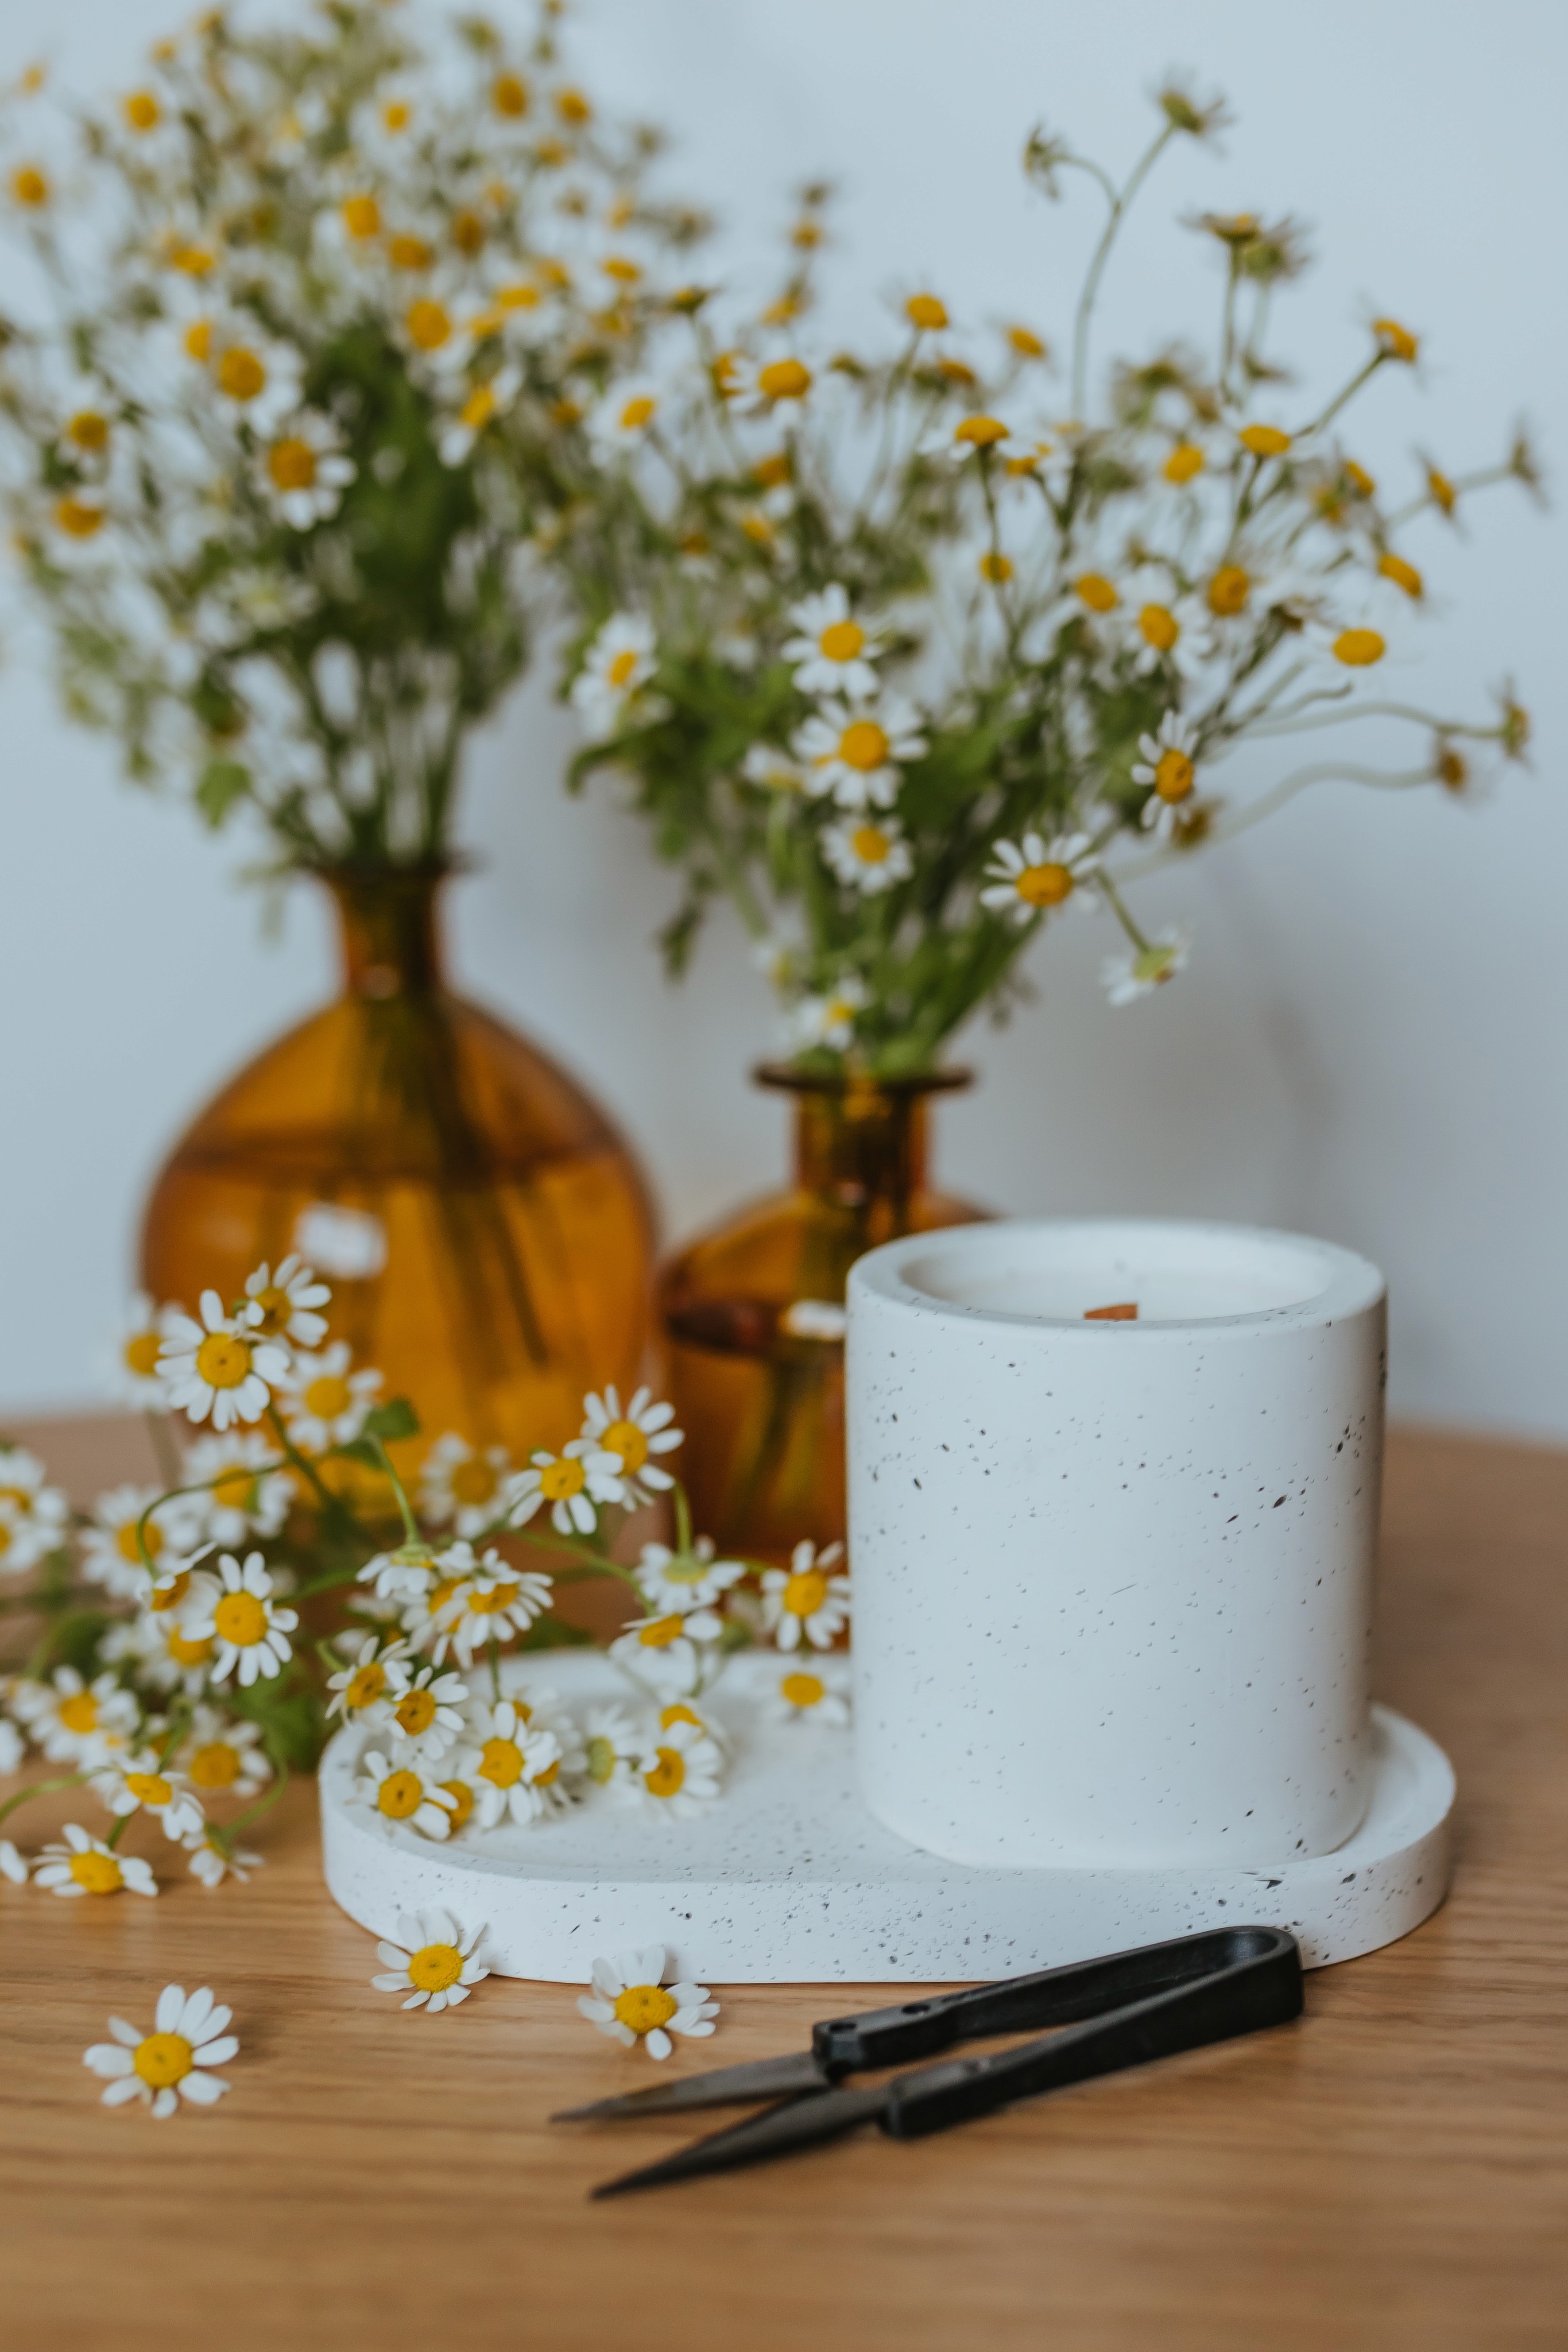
[1133,712,1201,839]
[419,1433,513,1537]
[99,1606,216,1699]
[185,1552,298,1687]
[437,362,522,466]
[580,1703,642,1800]
[100,1292,181,1409]
[12,1667,139,1766]
[1102,929,1191,1005]
[634,1717,724,1819]
[0,1446,69,1573]
[351,1749,460,1840]
[741,742,806,795]
[80,1484,200,1600]
[206,330,305,435]
[921,411,1012,464]
[92,1751,204,1843]
[570,612,656,741]
[760,1541,851,1651]
[278,1343,382,1451]
[821,813,914,895]
[579,1945,719,2059]
[84,1985,237,2115]
[179,1705,272,1801]
[241,1255,331,1346]
[980,831,1100,923]
[766,1662,852,1724]
[181,1433,293,1548]
[372,1909,491,2013]
[459,1699,570,1825]
[505,1442,621,1538]
[158,1291,291,1432]
[35,1823,158,1898]
[421,1544,554,1667]
[579,1386,683,1504]
[185,1831,264,1887]
[609,1606,721,1695]
[783,584,885,699]
[729,352,814,416]
[788,973,869,1053]
[385,1664,469,1762]
[587,377,663,452]
[792,695,926,810]
[257,410,355,528]
[634,1536,743,1616]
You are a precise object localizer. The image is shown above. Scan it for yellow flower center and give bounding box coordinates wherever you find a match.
[834,720,886,773]
[114,1515,160,1567]
[538,1457,587,1503]
[585,1735,617,1784]
[152,1572,189,1614]
[1155,748,1195,803]
[1207,566,1250,618]
[195,1332,251,1391]
[1139,604,1180,651]
[439,1779,474,1829]
[938,357,976,385]
[406,300,451,351]
[659,1704,700,1732]
[954,415,1007,448]
[493,72,529,117]
[213,1591,268,1648]
[0,1525,9,1559]
[210,1466,255,1515]
[906,293,947,331]
[390,1687,435,1737]
[54,497,104,539]
[389,233,432,270]
[125,1771,173,1807]
[216,347,266,402]
[345,1662,386,1711]
[427,1576,463,1619]
[1379,552,1423,599]
[617,394,657,432]
[602,256,642,284]
[643,1748,686,1799]
[1016,862,1073,908]
[497,282,540,311]
[342,194,381,239]
[638,1614,687,1650]
[67,411,110,452]
[606,647,642,690]
[171,245,215,276]
[533,1757,560,1786]
[614,1983,677,2034]
[1075,574,1117,613]
[189,1740,240,1789]
[1008,325,1046,358]
[134,2032,192,2089]
[556,88,592,125]
[781,1671,826,1708]
[1346,461,1376,498]
[817,619,865,663]
[184,320,213,362]
[11,166,50,208]
[1240,424,1291,458]
[1374,317,1419,364]
[460,384,498,431]
[246,1283,295,1335]
[167,1630,212,1668]
[383,100,411,132]
[303,1374,351,1421]
[268,439,318,492]
[979,552,1014,583]
[452,211,486,257]
[123,1330,162,1377]
[69,1850,122,1895]
[757,358,811,403]
[1333,628,1385,667]
[850,825,891,866]
[123,91,161,133]
[783,1568,828,1618]
[59,1694,99,1734]
[466,1581,520,1618]
[599,1418,649,1472]
[407,1940,464,1993]
[448,1458,498,1508]
[376,1769,424,1818]
[479,1736,522,1788]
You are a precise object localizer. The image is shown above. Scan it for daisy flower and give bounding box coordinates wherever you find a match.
[1133,713,1202,840]
[158,1291,291,1432]
[787,973,869,1053]
[579,1945,719,2060]
[421,1544,554,1667]
[84,1985,236,2116]
[635,1716,724,1819]
[0,1446,69,1573]
[278,1343,382,1452]
[92,1751,205,1843]
[587,378,663,452]
[100,1292,181,1410]
[241,1255,330,1347]
[766,1663,852,1725]
[1,1839,29,1885]
[609,1607,721,1695]
[1102,930,1191,1005]
[820,813,914,895]
[634,1536,744,1616]
[729,353,814,417]
[179,1705,272,1801]
[181,1433,293,1548]
[741,743,806,795]
[579,1385,683,1506]
[257,409,356,528]
[580,1703,643,1801]
[325,1632,408,1726]
[386,1663,470,1762]
[782,584,885,699]
[980,831,1100,923]
[372,1909,491,2013]
[458,1699,570,1826]
[185,1831,264,1887]
[505,1442,621,1538]
[760,1540,851,1651]
[921,411,1012,464]
[80,1483,202,1600]
[206,330,305,435]
[99,1607,216,1699]
[438,362,522,467]
[12,1667,139,1766]
[570,612,656,741]
[792,695,926,810]
[185,1552,299,1687]
[351,1749,460,1840]
[419,1433,513,1537]
[35,1823,158,1898]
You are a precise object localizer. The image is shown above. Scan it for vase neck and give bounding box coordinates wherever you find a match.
[786,1080,936,1223]
[323,869,447,999]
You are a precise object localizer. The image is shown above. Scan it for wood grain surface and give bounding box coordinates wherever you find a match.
[1,1418,1565,2352]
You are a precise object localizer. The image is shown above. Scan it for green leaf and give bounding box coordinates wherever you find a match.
[363,1396,420,1443]
[196,758,251,829]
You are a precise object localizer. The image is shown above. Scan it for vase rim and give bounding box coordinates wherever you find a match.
[308,856,473,886]
[753,1061,972,1098]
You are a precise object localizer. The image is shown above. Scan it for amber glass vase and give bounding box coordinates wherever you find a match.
[660,1066,985,1562]
[141,866,655,1457]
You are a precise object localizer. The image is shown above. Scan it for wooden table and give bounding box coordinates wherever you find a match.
[2,1419,1565,2351]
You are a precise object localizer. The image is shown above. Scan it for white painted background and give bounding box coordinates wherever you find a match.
[0,1,1561,1433]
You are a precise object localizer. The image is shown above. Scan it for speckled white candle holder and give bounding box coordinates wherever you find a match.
[847,1217,1429,1874]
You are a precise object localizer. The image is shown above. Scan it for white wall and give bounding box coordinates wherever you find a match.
[1,1,1562,1434]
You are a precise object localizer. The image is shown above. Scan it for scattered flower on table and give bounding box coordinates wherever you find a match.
[84,1984,237,2116]
[579,1945,719,2060]
[91,1752,205,1842]
[179,1705,273,1801]
[373,1910,491,2013]
[184,1831,264,1888]
[11,1666,138,1766]
[760,1542,852,1651]
[35,1824,158,1898]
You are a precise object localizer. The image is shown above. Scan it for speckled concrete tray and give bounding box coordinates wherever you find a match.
[319,1652,1453,1984]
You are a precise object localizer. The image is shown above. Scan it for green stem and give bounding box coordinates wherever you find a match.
[1097,872,1153,955]
[0,1773,88,1830]
[370,1436,419,1545]
[1071,122,1176,418]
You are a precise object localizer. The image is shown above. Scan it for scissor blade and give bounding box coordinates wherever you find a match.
[553,2048,828,2122]
[591,2084,887,2198]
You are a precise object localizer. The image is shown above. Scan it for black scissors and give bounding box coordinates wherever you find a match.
[556,1923,1303,2198]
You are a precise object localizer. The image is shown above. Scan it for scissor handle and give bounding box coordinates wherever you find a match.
[876,1927,1303,2139]
[811,1925,1298,2073]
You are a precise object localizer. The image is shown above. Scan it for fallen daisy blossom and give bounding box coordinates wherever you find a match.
[34,1823,158,1898]
[578,1944,719,2060]
[83,1983,237,2117]
[371,1909,491,2013]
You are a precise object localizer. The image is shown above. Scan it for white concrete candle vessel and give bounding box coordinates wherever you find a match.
[847,1218,1393,1871]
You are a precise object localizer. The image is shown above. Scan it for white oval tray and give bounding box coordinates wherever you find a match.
[319,1651,1453,1983]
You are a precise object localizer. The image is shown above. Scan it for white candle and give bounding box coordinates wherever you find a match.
[846,1218,1386,1870]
